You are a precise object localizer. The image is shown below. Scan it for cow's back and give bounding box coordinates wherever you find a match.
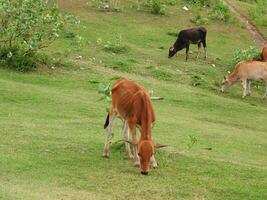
[261,45,267,61]
[235,61,267,79]
[179,27,206,42]
[111,79,155,123]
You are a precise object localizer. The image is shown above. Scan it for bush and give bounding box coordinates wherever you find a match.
[190,14,209,25]
[209,0,231,22]
[232,46,261,64]
[144,0,166,15]
[0,0,70,71]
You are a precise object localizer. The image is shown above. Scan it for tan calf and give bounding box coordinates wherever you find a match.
[103,79,166,175]
[221,61,267,99]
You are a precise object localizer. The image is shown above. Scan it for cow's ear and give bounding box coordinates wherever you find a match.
[224,76,226,80]
[154,143,168,148]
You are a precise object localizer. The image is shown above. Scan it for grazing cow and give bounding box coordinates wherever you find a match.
[221,61,267,99]
[168,27,207,61]
[260,45,267,61]
[103,79,166,175]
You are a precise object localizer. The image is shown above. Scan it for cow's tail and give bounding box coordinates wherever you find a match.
[104,113,109,129]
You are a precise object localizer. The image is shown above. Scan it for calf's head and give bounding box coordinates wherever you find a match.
[221,76,232,93]
[138,140,154,175]
[168,46,178,58]
[136,141,167,175]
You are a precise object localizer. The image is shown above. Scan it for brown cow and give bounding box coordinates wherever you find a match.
[221,61,267,99]
[260,45,267,61]
[103,79,165,175]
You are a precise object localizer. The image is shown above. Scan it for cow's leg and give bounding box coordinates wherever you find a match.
[102,112,116,158]
[122,121,134,159]
[263,81,267,99]
[127,121,140,166]
[202,40,207,59]
[242,79,248,98]
[196,43,201,59]
[185,43,190,61]
[150,155,158,168]
[246,80,251,96]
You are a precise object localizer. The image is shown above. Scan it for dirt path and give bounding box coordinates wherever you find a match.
[224,0,266,46]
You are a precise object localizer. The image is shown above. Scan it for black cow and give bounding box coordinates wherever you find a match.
[168,27,207,61]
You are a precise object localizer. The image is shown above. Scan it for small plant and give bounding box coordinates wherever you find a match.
[187,135,197,149]
[102,34,129,54]
[190,14,209,25]
[209,0,231,22]
[144,0,166,15]
[98,83,111,102]
[185,0,211,6]
[93,0,122,12]
[232,46,261,64]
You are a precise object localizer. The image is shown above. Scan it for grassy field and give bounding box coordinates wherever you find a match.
[1,0,267,200]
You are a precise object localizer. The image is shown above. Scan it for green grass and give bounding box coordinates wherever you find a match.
[228,0,267,37]
[1,0,267,200]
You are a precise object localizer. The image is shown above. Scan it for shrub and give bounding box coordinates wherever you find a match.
[232,46,261,64]
[144,0,166,15]
[190,14,209,25]
[209,0,231,22]
[0,0,71,71]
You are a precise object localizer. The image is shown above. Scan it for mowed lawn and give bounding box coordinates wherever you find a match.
[1,0,267,200]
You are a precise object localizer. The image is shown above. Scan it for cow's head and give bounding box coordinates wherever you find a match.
[136,140,167,175]
[168,46,177,58]
[221,76,231,93]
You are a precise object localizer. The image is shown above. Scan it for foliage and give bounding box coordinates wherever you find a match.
[185,0,211,6]
[248,0,267,27]
[93,0,122,12]
[190,13,209,25]
[187,135,198,149]
[144,0,166,15]
[232,46,261,64]
[209,0,231,22]
[98,34,129,54]
[98,82,111,102]
[0,0,72,71]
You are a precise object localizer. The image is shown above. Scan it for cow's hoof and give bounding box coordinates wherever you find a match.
[102,154,109,158]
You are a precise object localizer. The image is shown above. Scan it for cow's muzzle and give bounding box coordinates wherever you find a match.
[141,171,148,175]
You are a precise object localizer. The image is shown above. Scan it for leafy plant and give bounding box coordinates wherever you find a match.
[209,0,231,22]
[98,83,112,102]
[93,0,122,12]
[102,34,129,54]
[185,0,211,6]
[232,46,261,64]
[190,14,209,25]
[0,0,73,71]
[187,135,198,149]
[144,0,166,15]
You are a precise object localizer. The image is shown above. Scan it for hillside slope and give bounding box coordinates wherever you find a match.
[0,1,266,200]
